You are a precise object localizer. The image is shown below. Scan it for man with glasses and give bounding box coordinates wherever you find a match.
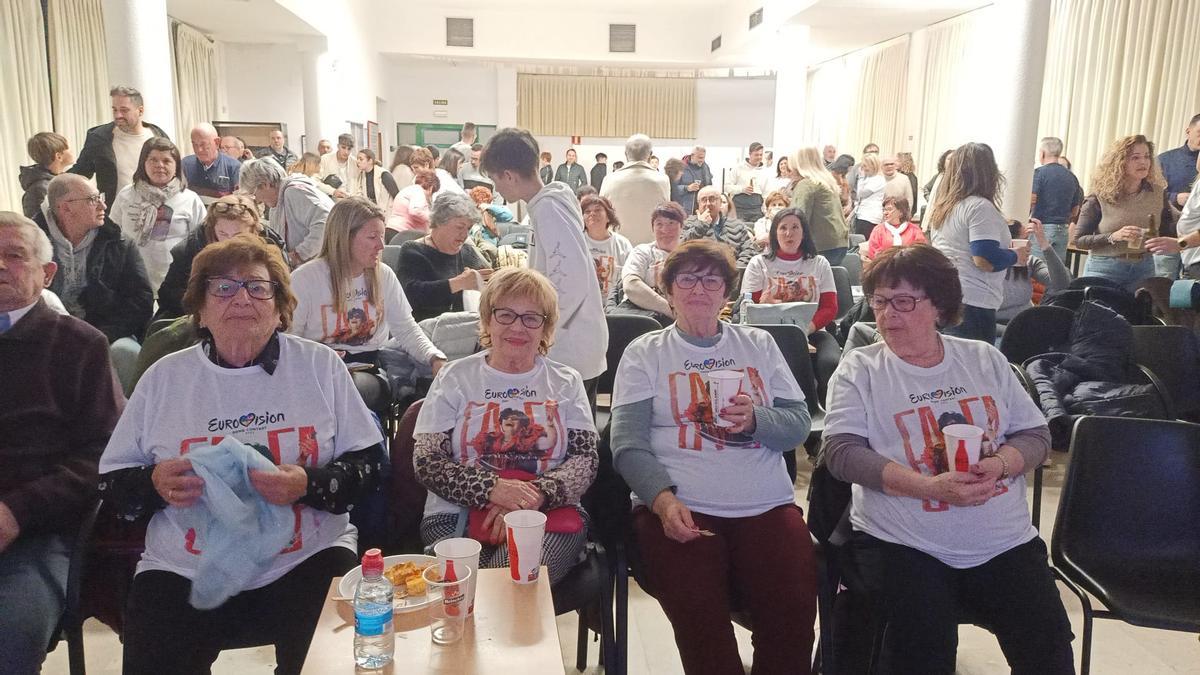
[31,174,152,343]
[317,133,359,200]
[683,186,757,266]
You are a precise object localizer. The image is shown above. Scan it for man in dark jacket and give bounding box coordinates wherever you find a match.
[69,85,169,211]
[33,174,152,343]
[554,148,588,191]
[255,129,298,170]
[0,211,122,673]
[679,146,714,215]
[590,152,608,191]
[683,185,757,266]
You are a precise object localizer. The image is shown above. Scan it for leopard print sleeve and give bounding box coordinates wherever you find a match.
[412,430,498,509]
[532,428,599,509]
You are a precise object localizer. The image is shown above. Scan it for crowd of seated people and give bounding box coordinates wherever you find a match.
[6,80,1200,674]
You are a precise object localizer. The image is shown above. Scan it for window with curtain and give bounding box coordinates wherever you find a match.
[803,36,910,159]
[517,73,696,139]
[46,0,108,155]
[0,0,53,212]
[173,22,218,146]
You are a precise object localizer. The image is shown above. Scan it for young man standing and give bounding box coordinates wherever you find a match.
[70,85,168,211]
[482,128,608,400]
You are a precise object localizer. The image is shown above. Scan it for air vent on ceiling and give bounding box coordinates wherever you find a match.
[749,8,763,30]
[610,24,636,53]
[711,35,722,52]
[446,17,474,47]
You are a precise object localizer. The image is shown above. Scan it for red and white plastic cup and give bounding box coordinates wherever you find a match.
[942,424,984,470]
[706,370,743,427]
[503,510,547,584]
[433,537,481,615]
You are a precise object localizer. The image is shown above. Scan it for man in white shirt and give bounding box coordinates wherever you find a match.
[70,85,168,212]
[317,134,359,199]
[728,142,769,223]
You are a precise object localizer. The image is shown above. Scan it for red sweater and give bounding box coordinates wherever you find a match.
[749,251,839,330]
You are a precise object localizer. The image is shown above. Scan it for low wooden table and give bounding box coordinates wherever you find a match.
[302,567,564,674]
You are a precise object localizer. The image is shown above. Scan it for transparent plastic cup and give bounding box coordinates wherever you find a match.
[706,370,744,427]
[433,537,481,615]
[422,565,473,645]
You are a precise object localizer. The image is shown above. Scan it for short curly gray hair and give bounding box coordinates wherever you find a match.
[429,192,481,229]
[239,157,287,193]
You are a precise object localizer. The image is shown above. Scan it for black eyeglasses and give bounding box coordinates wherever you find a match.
[868,294,928,313]
[491,308,548,329]
[64,193,105,206]
[212,202,252,216]
[675,273,725,292]
[206,277,278,300]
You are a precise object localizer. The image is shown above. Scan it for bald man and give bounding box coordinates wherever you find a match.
[182,124,240,198]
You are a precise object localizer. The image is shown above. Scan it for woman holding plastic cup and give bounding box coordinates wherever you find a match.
[823,245,1074,674]
[412,267,598,584]
[610,239,817,674]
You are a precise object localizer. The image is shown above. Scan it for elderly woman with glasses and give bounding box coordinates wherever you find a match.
[610,239,817,674]
[397,192,495,322]
[156,195,284,320]
[822,244,1073,674]
[99,236,385,674]
[241,157,334,267]
[412,267,598,583]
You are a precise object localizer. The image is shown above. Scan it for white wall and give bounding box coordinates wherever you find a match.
[388,60,500,126]
[219,42,306,149]
[696,78,776,148]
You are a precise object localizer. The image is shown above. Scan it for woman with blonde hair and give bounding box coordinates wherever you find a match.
[287,152,322,179]
[853,153,886,239]
[290,196,445,371]
[788,146,850,264]
[1073,134,1178,291]
[928,142,1029,342]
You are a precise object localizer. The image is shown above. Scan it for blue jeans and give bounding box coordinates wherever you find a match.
[943,304,997,343]
[1082,254,1156,294]
[0,533,71,674]
[1154,253,1182,280]
[1032,223,1068,261]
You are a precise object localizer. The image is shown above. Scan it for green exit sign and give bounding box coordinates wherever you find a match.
[432,99,448,106]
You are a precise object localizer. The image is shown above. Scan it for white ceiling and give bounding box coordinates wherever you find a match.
[789,0,990,63]
[167,0,320,43]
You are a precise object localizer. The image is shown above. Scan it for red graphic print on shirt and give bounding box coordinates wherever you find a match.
[667,366,767,450]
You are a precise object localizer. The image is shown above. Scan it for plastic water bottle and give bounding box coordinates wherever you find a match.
[740,291,753,324]
[354,548,394,669]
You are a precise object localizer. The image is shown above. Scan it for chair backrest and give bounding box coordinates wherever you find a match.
[1131,325,1200,418]
[382,245,402,276]
[998,305,1075,364]
[393,229,425,245]
[750,323,821,416]
[580,419,633,555]
[831,266,853,320]
[389,399,428,552]
[840,251,863,285]
[499,230,530,249]
[1054,417,1200,605]
[598,314,663,396]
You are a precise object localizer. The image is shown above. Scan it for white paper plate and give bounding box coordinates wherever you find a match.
[339,554,437,612]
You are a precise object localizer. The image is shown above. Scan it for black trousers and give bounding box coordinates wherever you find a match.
[122,546,358,675]
[840,532,1074,675]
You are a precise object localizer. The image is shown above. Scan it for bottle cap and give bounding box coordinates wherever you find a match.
[362,548,384,577]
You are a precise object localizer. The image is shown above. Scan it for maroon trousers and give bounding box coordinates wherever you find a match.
[633,503,818,675]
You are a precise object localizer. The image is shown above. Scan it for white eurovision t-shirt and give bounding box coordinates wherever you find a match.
[741,253,834,302]
[413,352,596,516]
[930,195,1012,310]
[98,334,383,587]
[586,231,632,300]
[290,259,442,361]
[612,325,804,518]
[622,242,670,291]
[824,336,1045,568]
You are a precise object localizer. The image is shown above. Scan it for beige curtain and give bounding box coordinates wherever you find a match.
[804,36,909,157]
[46,0,107,153]
[172,22,218,147]
[0,0,53,212]
[1037,0,1200,191]
[518,73,695,138]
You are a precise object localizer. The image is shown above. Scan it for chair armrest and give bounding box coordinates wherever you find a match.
[1133,364,1176,420]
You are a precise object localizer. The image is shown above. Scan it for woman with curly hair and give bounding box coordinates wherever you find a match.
[1074,134,1178,290]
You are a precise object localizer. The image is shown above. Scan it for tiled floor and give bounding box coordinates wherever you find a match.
[43,453,1200,673]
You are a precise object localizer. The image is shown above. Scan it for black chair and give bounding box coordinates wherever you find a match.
[809,330,840,406]
[1053,416,1200,675]
[1131,325,1200,421]
[998,305,1075,365]
[49,498,102,675]
[381,244,403,277]
[831,266,853,320]
[388,401,614,671]
[840,250,863,285]
[596,314,664,429]
[750,323,824,467]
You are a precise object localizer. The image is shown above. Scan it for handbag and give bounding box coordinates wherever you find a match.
[466,469,583,542]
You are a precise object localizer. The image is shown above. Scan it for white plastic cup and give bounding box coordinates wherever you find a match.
[1011,239,1030,266]
[422,565,473,645]
[942,424,985,472]
[706,370,744,427]
[433,537,482,615]
[503,510,547,584]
